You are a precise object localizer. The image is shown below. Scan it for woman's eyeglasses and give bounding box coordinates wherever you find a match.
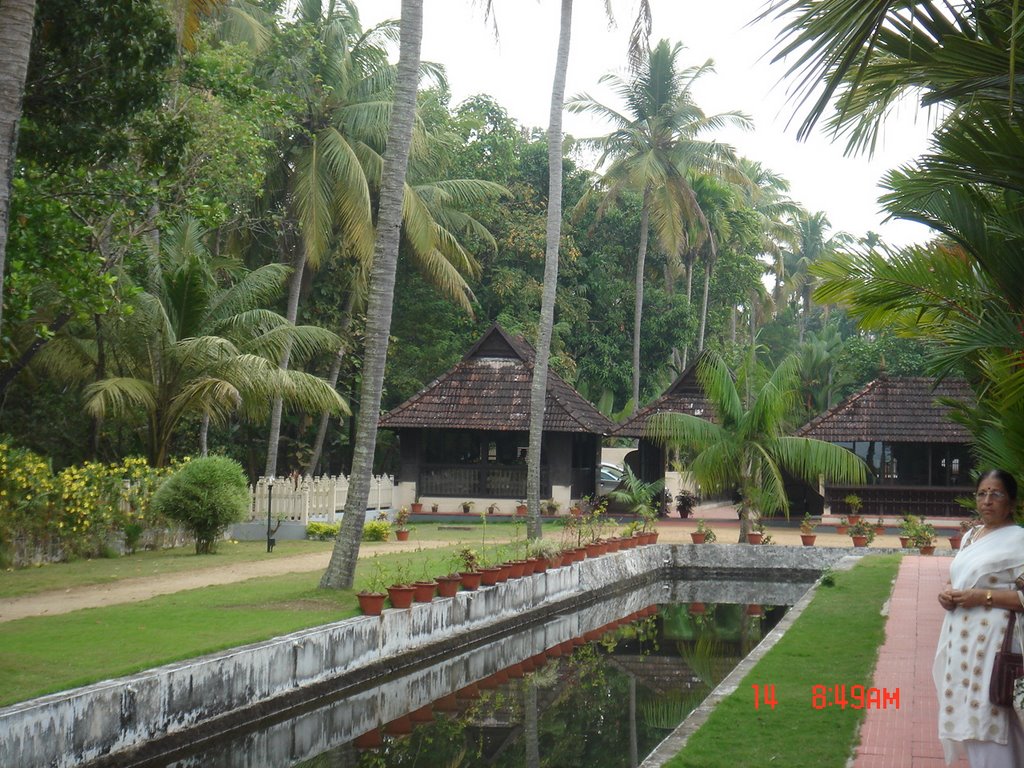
[975,490,1008,500]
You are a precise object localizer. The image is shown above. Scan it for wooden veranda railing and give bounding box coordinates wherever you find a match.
[418,464,550,498]
[826,484,971,518]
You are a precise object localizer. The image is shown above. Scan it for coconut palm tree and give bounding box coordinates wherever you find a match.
[319,0,423,590]
[48,217,347,467]
[567,40,751,412]
[0,0,37,341]
[648,352,866,538]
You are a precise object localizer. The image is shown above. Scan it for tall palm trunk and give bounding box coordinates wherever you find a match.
[264,245,306,477]
[630,189,651,414]
[306,292,356,475]
[320,0,422,589]
[0,0,38,339]
[697,247,717,352]
[525,0,573,539]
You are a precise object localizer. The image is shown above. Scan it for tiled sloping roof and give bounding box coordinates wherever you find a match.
[796,376,974,443]
[378,324,615,434]
[611,357,715,438]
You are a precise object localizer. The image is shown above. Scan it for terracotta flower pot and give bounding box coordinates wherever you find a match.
[899,536,911,548]
[690,532,707,544]
[410,502,423,514]
[949,535,962,550]
[357,591,386,615]
[395,529,410,541]
[508,560,526,578]
[516,504,528,516]
[353,728,383,749]
[836,525,849,535]
[480,566,502,586]
[546,554,563,569]
[525,557,542,574]
[800,533,817,547]
[746,532,763,545]
[851,535,869,547]
[412,581,436,602]
[384,715,413,736]
[436,575,461,597]
[387,584,416,609]
[920,545,936,555]
[459,571,481,590]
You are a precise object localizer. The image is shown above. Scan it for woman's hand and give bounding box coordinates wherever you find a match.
[948,588,985,608]
[938,587,957,611]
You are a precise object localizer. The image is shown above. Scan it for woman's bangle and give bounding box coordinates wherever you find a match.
[985,590,994,608]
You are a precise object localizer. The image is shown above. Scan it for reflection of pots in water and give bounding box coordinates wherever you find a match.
[745,603,763,616]
[353,728,383,749]
[409,705,434,724]
[456,683,480,700]
[433,693,459,712]
[383,715,413,736]
[689,602,706,615]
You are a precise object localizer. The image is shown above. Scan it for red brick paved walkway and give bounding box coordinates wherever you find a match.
[853,555,968,768]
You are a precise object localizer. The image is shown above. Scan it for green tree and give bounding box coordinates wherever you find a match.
[56,218,346,467]
[648,352,866,538]
[567,40,751,412]
[149,455,249,553]
[319,0,424,590]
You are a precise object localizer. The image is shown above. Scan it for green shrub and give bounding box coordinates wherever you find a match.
[362,520,391,542]
[306,522,339,541]
[149,457,248,554]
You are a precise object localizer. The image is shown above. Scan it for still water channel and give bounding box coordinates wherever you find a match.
[112,575,813,768]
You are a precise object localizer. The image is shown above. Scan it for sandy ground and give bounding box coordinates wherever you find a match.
[1,505,957,624]
[0,539,454,624]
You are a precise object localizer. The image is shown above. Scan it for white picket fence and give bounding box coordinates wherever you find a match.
[248,474,395,525]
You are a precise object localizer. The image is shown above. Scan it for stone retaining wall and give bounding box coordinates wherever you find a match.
[0,543,853,768]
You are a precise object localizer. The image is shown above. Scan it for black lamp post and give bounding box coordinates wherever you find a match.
[266,476,275,553]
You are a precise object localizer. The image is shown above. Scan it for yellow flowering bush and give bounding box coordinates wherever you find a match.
[0,438,184,565]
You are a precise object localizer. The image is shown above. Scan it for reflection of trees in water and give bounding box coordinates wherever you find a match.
[311,606,773,768]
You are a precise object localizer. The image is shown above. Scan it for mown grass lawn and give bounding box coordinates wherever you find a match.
[665,554,901,768]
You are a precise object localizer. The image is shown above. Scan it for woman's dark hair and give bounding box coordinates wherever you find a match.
[977,469,1018,502]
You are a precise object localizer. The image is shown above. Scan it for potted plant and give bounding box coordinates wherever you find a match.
[691,519,716,544]
[844,493,863,524]
[849,518,875,547]
[461,500,475,514]
[912,522,937,554]
[835,515,849,535]
[675,489,698,519]
[436,571,462,598]
[394,505,410,541]
[873,516,886,535]
[410,494,423,515]
[609,467,663,541]
[799,513,817,546]
[542,498,561,516]
[746,517,765,545]
[412,564,437,602]
[431,502,439,514]
[515,499,528,516]
[386,563,416,609]
[527,538,559,571]
[456,547,481,590]
[357,560,388,616]
[898,513,920,548]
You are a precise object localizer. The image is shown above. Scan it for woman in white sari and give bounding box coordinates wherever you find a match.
[934,469,1024,767]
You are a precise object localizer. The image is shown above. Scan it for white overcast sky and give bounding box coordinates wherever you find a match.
[360,0,937,247]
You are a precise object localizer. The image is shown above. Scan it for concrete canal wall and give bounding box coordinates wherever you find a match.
[0,544,854,768]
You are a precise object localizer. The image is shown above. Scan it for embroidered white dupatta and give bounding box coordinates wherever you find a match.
[934,524,1024,763]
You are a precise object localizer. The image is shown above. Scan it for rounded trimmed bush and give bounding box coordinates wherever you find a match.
[149,456,249,554]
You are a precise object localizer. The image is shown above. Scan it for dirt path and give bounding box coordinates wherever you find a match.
[1,514,915,625]
[0,540,455,624]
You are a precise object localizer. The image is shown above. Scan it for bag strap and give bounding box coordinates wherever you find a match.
[1002,610,1017,654]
